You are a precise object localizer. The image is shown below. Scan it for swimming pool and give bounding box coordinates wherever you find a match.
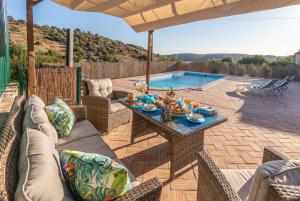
[149,72,224,90]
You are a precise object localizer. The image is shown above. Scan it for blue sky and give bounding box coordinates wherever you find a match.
[7,0,300,56]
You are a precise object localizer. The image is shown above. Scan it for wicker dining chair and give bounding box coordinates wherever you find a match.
[196,148,300,201]
[82,79,131,133]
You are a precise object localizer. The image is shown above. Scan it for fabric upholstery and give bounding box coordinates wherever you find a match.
[45,98,76,138]
[248,159,300,201]
[56,120,99,146]
[23,105,58,144]
[56,135,139,187]
[87,78,113,99]
[111,100,127,114]
[15,128,75,201]
[221,169,255,201]
[60,150,132,201]
[24,95,45,111]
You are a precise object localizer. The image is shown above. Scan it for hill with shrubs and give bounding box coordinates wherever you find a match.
[8,16,169,63]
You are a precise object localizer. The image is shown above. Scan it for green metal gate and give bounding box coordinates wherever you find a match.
[0,0,10,96]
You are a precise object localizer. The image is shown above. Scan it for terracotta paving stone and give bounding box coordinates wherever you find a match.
[98,75,300,200]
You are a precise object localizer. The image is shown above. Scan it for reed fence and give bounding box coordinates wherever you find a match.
[36,67,78,105]
[80,61,179,79]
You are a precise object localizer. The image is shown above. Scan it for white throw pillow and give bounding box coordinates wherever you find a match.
[23,104,58,144]
[87,78,113,98]
[24,95,46,111]
[14,128,74,201]
[247,159,300,201]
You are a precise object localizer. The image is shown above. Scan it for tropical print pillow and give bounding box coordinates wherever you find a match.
[59,150,131,201]
[45,98,75,137]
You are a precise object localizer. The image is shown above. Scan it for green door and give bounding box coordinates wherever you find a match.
[0,0,10,96]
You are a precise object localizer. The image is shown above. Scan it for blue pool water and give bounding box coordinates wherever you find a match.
[149,72,224,90]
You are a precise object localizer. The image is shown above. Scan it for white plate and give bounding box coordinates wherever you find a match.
[187,116,205,123]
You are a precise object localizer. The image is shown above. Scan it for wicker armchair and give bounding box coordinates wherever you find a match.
[0,95,162,201]
[196,148,300,201]
[82,79,131,133]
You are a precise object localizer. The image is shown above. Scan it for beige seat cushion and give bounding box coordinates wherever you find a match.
[23,105,58,144]
[87,78,113,99]
[56,120,99,146]
[24,95,46,111]
[111,100,127,113]
[248,159,300,201]
[15,128,75,201]
[221,169,255,201]
[56,135,140,187]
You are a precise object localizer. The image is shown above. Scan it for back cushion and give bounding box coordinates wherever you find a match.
[23,105,58,144]
[87,78,113,98]
[24,95,45,111]
[248,159,300,201]
[14,128,74,201]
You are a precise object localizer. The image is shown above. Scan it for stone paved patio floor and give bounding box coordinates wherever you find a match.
[100,74,300,201]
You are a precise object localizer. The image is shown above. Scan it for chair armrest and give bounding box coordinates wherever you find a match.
[196,151,241,201]
[116,178,162,201]
[269,184,300,201]
[82,95,111,114]
[113,90,129,99]
[262,147,290,163]
[70,105,87,122]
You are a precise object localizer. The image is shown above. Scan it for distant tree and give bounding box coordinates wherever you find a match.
[10,43,27,81]
[221,57,232,63]
[270,55,295,66]
[238,55,268,65]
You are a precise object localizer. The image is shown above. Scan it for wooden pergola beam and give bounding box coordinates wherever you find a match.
[27,0,36,96]
[146,30,154,94]
[26,0,45,96]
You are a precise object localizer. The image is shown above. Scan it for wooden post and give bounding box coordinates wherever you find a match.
[26,0,36,96]
[146,30,153,94]
[66,29,74,67]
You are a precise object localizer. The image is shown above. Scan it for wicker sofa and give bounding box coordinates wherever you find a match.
[196,148,300,201]
[82,79,131,133]
[0,95,162,201]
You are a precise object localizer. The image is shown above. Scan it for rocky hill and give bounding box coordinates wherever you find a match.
[8,17,168,62]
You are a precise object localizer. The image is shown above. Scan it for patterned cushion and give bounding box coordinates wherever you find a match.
[45,98,76,138]
[59,150,132,201]
[23,105,58,144]
[87,78,113,98]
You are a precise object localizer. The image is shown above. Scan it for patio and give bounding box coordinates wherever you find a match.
[98,73,300,200]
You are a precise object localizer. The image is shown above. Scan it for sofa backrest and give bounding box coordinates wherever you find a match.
[0,95,25,201]
[85,79,113,98]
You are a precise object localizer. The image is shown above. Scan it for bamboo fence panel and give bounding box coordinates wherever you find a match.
[81,61,179,79]
[36,67,77,106]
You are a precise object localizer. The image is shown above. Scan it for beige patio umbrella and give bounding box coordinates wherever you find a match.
[28,0,300,94]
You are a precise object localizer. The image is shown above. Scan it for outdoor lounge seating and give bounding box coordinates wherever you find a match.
[246,79,278,96]
[265,76,292,96]
[82,78,131,133]
[0,95,162,201]
[196,147,300,201]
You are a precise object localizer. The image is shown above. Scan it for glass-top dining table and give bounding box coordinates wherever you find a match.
[119,97,227,178]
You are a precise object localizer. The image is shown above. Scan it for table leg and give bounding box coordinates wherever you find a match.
[170,131,204,178]
[131,111,153,144]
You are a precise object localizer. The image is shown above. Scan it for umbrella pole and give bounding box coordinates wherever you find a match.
[146,30,153,94]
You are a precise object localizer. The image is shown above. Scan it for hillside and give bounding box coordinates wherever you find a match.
[168,53,278,62]
[8,17,168,62]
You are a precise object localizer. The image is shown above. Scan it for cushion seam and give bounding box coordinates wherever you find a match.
[21,129,32,201]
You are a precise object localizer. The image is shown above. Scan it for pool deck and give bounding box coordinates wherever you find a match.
[102,73,300,200]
